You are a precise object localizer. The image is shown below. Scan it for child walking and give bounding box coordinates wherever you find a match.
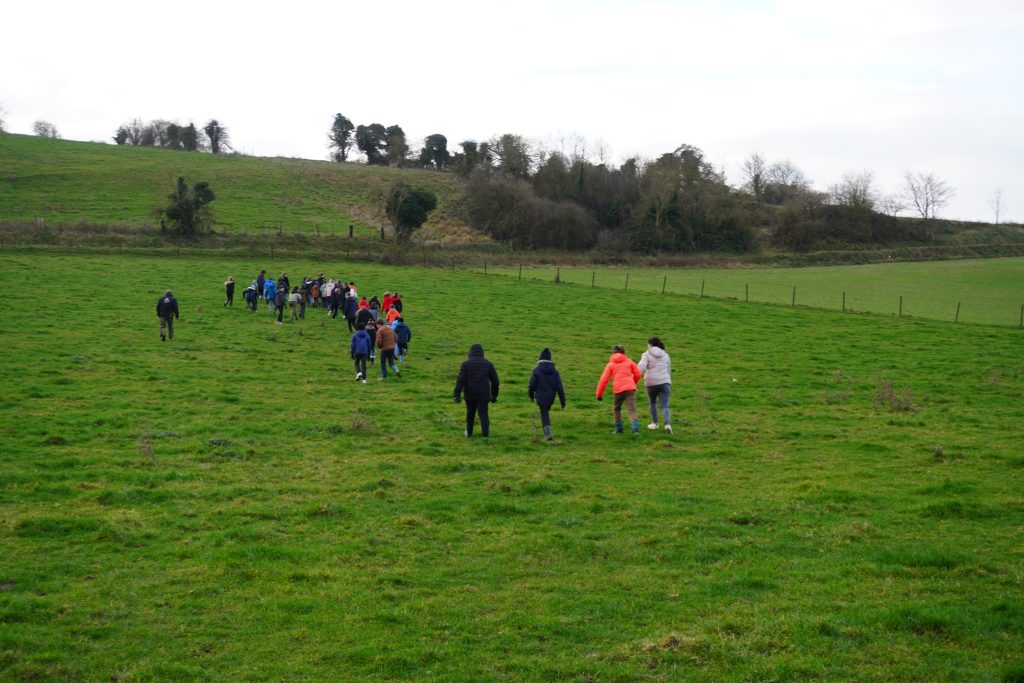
[595,345,642,434]
[528,348,566,441]
[350,323,371,383]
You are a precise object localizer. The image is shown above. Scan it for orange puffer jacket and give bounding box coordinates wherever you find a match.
[596,353,642,397]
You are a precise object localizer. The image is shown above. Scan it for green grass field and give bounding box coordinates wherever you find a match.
[1,252,1022,681]
[488,258,1024,327]
[0,133,463,236]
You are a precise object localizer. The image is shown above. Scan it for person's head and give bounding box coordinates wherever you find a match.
[539,347,551,361]
[227,276,233,282]
[259,270,266,276]
[349,281,355,286]
[356,323,365,331]
[648,336,665,350]
[469,343,484,357]
[165,289,173,297]
[281,272,287,277]
[292,287,298,292]
[612,345,625,355]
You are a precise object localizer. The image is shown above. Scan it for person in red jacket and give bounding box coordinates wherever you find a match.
[596,345,642,434]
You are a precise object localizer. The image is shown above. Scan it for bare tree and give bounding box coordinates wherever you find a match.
[987,187,1005,225]
[203,119,231,154]
[830,171,877,210]
[903,171,954,219]
[740,152,768,203]
[877,193,906,217]
[33,120,60,138]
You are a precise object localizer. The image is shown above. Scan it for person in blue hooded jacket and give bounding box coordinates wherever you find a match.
[350,323,372,383]
[263,277,277,314]
[528,348,566,441]
[391,317,412,363]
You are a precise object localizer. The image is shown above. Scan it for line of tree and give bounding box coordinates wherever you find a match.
[113,118,230,153]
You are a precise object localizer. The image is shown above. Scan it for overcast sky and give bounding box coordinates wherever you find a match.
[3,0,1021,222]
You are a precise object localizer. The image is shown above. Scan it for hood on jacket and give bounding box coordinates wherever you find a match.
[646,346,666,360]
[608,352,629,363]
[468,344,484,358]
[539,348,552,361]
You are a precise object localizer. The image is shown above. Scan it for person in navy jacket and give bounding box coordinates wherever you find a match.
[528,348,566,441]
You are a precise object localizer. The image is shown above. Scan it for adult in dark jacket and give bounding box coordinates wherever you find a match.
[156,289,180,341]
[343,290,358,332]
[453,344,500,438]
[355,306,374,328]
[528,348,566,441]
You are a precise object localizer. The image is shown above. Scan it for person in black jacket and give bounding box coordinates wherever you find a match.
[224,277,235,307]
[156,289,180,341]
[528,348,566,441]
[454,343,500,438]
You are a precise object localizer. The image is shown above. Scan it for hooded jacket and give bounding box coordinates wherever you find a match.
[156,294,179,319]
[350,329,372,357]
[375,324,397,351]
[638,346,672,387]
[529,348,566,408]
[264,279,277,301]
[454,344,500,402]
[392,320,412,345]
[596,352,642,398]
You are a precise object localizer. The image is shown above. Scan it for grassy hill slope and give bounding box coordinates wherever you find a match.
[0,133,469,238]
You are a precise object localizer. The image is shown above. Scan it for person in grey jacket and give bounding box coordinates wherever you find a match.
[637,336,672,434]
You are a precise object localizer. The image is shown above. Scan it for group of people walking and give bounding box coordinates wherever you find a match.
[453,338,672,441]
[228,270,405,330]
[159,275,673,441]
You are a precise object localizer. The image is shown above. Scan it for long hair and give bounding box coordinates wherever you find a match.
[648,336,665,350]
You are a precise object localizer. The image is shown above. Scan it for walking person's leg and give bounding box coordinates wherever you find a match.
[166,317,174,341]
[539,404,552,440]
[465,400,477,437]
[478,400,490,438]
[612,392,625,432]
[647,385,660,429]
[159,317,167,341]
[660,384,672,433]
[624,390,639,432]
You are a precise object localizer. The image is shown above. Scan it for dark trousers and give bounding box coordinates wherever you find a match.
[466,400,490,437]
[538,403,552,428]
[276,304,284,322]
[353,354,367,378]
[346,316,355,332]
[225,291,233,306]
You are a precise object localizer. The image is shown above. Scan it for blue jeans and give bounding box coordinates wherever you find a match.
[646,383,671,425]
[380,348,399,377]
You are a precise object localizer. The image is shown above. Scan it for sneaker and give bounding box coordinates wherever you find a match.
[361,380,367,384]
[394,368,401,377]
[647,423,658,430]
[161,334,166,342]
[355,372,362,381]
[464,430,469,438]
[664,424,673,435]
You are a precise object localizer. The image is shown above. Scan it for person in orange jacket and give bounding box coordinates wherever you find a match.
[596,345,642,434]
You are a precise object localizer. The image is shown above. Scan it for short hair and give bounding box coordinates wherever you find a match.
[165,289,173,296]
[648,336,665,350]
[612,345,625,354]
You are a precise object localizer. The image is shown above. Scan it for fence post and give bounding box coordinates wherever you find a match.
[700,280,705,298]
[380,227,385,241]
[1020,304,1023,328]
[518,262,522,281]
[792,287,796,307]
[842,291,846,312]
[899,296,903,317]
[592,271,595,288]
[555,266,561,284]
[451,257,455,272]
[484,260,487,276]
[349,224,354,238]
[745,284,749,302]
[955,302,960,323]
[662,276,667,295]
[625,273,629,291]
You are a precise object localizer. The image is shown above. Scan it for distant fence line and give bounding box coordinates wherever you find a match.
[1,224,1022,327]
